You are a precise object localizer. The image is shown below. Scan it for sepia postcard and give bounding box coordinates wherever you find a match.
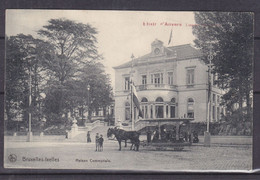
[4,10,253,172]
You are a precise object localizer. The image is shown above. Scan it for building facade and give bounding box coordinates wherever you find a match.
[113,39,224,130]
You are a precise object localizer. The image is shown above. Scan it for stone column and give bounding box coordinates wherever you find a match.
[148,104,151,118]
[167,105,170,118]
[163,104,167,118]
[153,105,156,119]
[69,117,78,139]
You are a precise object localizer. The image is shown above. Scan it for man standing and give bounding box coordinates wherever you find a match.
[95,133,100,151]
[147,129,151,144]
[87,131,91,143]
[99,135,104,151]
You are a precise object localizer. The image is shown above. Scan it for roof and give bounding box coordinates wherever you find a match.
[113,44,202,69]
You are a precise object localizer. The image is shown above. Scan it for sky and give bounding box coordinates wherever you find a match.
[6,10,196,89]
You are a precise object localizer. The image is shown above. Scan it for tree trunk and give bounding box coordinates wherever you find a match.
[238,85,243,122]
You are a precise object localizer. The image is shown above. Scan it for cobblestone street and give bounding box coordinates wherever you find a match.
[4,140,252,171]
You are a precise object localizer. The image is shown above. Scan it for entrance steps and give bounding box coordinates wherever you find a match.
[65,123,109,142]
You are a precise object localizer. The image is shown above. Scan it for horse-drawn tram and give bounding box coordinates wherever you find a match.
[107,117,196,151]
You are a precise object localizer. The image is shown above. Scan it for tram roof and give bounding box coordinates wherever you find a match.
[138,118,195,122]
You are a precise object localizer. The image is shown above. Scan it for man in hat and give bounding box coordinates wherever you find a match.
[95,133,100,151]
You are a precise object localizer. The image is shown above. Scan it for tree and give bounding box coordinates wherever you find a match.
[5,36,27,129]
[38,18,100,83]
[5,34,48,130]
[39,18,113,125]
[192,12,253,124]
[6,18,113,129]
[38,18,102,121]
[78,62,113,119]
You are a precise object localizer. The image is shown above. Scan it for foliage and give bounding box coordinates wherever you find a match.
[5,35,47,130]
[5,18,113,130]
[38,18,100,83]
[192,12,253,122]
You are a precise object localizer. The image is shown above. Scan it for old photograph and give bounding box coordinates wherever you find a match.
[4,10,253,171]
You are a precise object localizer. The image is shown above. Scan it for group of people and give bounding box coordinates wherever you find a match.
[146,126,184,143]
[86,131,104,151]
[146,126,199,143]
[95,133,104,151]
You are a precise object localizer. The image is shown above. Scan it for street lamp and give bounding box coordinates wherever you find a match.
[27,67,33,142]
[204,43,214,147]
[87,84,90,123]
[130,54,135,130]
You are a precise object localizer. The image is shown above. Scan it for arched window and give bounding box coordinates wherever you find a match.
[188,98,194,103]
[141,97,148,102]
[155,97,164,118]
[125,102,130,120]
[141,97,148,118]
[168,98,176,118]
[171,98,176,103]
[187,98,194,118]
[156,97,164,102]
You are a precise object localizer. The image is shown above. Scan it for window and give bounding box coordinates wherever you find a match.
[213,94,216,103]
[186,68,195,85]
[125,102,130,120]
[217,95,220,104]
[171,98,176,103]
[213,73,218,86]
[155,97,164,118]
[141,105,148,119]
[212,105,216,121]
[156,97,164,102]
[142,75,147,85]
[141,98,148,119]
[150,105,153,118]
[151,73,163,86]
[124,77,130,90]
[166,105,169,117]
[187,98,194,118]
[168,72,174,85]
[141,97,148,102]
[217,107,220,121]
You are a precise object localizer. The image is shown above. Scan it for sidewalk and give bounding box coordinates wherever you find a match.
[198,135,252,145]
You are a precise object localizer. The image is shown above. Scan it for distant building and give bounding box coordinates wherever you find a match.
[113,39,225,130]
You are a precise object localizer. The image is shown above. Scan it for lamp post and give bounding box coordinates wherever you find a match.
[87,84,90,123]
[130,54,135,130]
[204,44,214,147]
[27,67,33,142]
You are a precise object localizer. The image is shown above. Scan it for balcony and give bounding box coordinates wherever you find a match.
[136,84,177,91]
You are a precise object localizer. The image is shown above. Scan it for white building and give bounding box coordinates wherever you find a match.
[113,39,225,130]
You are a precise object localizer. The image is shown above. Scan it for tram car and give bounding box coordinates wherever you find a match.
[137,118,197,151]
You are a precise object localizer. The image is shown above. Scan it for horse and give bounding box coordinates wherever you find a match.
[107,127,140,151]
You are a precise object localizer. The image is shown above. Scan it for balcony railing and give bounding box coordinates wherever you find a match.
[136,84,177,91]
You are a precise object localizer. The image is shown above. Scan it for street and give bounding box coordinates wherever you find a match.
[4,140,252,171]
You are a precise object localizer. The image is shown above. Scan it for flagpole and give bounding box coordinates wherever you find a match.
[168,28,173,46]
[131,54,135,130]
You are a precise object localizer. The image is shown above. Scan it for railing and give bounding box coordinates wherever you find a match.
[137,84,177,91]
[85,120,101,131]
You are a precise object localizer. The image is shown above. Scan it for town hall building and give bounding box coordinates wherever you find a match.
[113,39,225,130]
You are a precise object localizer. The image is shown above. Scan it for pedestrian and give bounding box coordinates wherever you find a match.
[87,131,91,143]
[65,130,68,139]
[147,129,151,144]
[152,128,159,142]
[99,135,104,151]
[95,133,100,151]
